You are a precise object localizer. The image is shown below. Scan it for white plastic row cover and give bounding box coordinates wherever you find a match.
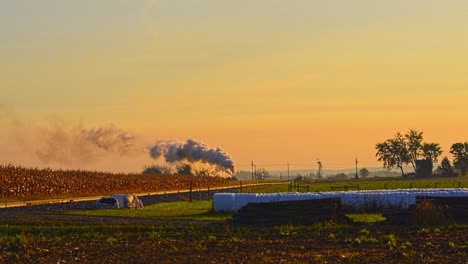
[212,188,468,212]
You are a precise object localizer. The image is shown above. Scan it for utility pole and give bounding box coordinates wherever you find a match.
[251,161,254,181]
[355,157,359,179]
[287,162,290,182]
[254,164,257,180]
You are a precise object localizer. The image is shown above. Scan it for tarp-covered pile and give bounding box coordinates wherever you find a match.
[96,194,143,209]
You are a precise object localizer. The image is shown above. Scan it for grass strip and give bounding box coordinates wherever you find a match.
[68,200,232,221]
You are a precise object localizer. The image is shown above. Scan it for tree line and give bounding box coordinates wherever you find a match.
[142,164,224,177]
[375,129,467,177]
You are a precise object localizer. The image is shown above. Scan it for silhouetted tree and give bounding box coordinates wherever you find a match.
[450,142,468,176]
[359,168,370,178]
[405,129,424,171]
[328,173,348,180]
[376,130,442,176]
[434,157,456,177]
[422,143,443,164]
[405,130,442,169]
[376,132,410,176]
[176,164,193,176]
[142,165,173,175]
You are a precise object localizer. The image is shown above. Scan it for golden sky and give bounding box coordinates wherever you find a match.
[1,1,467,172]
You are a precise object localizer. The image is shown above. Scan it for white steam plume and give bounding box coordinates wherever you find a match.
[35,121,137,166]
[148,139,236,176]
[1,110,236,175]
[81,126,135,154]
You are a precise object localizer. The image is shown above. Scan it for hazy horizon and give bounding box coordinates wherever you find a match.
[1,1,467,173]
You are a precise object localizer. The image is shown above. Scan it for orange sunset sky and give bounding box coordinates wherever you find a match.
[1,1,467,173]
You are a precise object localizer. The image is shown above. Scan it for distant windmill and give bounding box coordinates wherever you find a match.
[317,159,323,180]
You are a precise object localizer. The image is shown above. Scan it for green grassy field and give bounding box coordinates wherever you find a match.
[345,213,386,223]
[67,176,467,222]
[242,176,468,193]
[71,199,387,224]
[69,200,232,221]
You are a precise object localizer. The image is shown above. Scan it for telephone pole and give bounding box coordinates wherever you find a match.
[251,161,254,181]
[355,157,359,179]
[287,162,290,182]
[254,164,257,180]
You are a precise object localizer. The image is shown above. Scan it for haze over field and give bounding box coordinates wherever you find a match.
[1,1,467,173]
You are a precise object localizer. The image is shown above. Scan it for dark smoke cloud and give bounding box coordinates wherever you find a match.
[148,139,236,175]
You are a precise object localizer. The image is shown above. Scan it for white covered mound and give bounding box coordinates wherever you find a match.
[213,188,468,212]
[96,194,144,209]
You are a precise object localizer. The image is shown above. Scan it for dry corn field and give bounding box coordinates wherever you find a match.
[0,165,231,200]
